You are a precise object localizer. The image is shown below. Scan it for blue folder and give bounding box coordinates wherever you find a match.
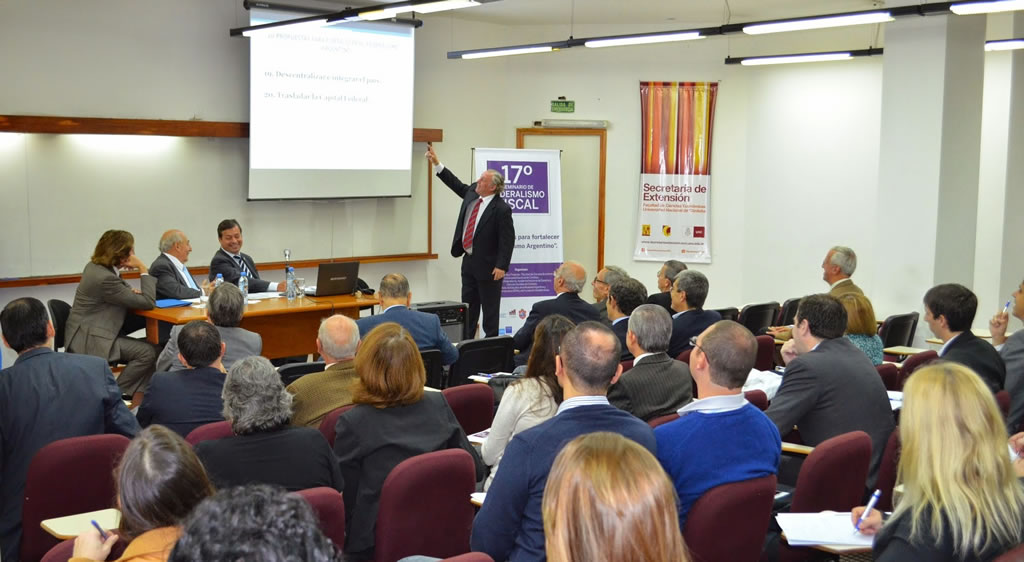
[155,299,191,308]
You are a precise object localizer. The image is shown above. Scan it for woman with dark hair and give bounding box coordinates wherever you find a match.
[70,425,214,561]
[334,322,484,560]
[481,314,574,490]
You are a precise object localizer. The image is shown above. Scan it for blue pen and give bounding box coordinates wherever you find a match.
[90,519,108,540]
[1004,300,1013,315]
[855,489,882,532]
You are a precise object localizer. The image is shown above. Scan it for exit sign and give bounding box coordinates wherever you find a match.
[551,100,575,113]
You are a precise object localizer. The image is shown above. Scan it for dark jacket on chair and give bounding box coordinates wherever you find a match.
[667,309,722,359]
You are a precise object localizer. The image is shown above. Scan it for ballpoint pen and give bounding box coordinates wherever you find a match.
[854,489,882,532]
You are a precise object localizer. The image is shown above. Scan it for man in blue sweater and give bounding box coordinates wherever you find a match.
[471,321,656,561]
[656,320,781,530]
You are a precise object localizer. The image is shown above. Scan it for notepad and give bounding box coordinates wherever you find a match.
[468,429,490,445]
[41,508,121,540]
[776,512,874,547]
[155,298,191,308]
[470,492,486,506]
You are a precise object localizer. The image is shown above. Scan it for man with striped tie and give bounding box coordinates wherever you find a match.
[208,219,285,293]
[427,144,515,339]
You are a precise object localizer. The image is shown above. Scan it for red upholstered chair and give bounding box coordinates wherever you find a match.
[875,428,901,512]
[684,474,777,562]
[442,384,494,436]
[185,420,234,446]
[41,537,127,562]
[995,544,1024,562]
[648,413,680,429]
[21,434,131,562]
[744,389,769,412]
[899,350,938,389]
[754,335,775,371]
[997,390,1011,420]
[676,349,692,364]
[620,359,634,373]
[319,404,357,447]
[441,554,494,562]
[876,363,900,391]
[374,449,477,562]
[295,487,346,551]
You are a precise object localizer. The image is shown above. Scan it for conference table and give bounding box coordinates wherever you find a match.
[135,293,379,359]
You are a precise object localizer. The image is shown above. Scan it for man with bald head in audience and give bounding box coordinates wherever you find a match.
[591,265,629,326]
[607,277,648,360]
[356,273,458,365]
[512,261,601,365]
[150,229,204,300]
[287,314,361,428]
[647,259,687,315]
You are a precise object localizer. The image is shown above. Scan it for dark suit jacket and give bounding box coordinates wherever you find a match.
[438,167,516,279]
[155,324,262,373]
[1001,331,1024,432]
[942,330,1006,393]
[356,305,459,365]
[0,348,139,561]
[136,366,226,438]
[667,309,723,359]
[207,248,272,293]
[65,263,157,361]
[765,337,895,488]
[607,353,692,421]
[611,317,633,360]
[149,253,202,300]
[512,292,602,357]
[647,291,674,316]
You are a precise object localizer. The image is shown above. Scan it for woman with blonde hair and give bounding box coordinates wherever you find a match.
[853,362,1024,560]
[543,432,690,562]
[837,293,883,365]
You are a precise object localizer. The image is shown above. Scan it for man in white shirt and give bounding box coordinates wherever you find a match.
[150,229,205,300]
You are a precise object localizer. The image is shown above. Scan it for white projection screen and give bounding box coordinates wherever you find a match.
[248,9,415,200]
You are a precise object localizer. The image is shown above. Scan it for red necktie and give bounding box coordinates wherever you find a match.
[463,199,482,250]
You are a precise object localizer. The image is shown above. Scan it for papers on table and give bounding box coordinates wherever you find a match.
[776,512,874,548]
[247,292,282,301]
[743,369,783,400]
[468,428,490,445]
[470,492,486,506]
[887,391,903,411]
[468,372,514,384]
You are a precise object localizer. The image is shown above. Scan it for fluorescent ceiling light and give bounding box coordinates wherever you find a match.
[461,46,554,59]
[743,11,893,35]
[585,31,702,48]
[986,38,1024,50]
[360,0,480,19]
[951,0,1024,14]
[740,53,853,65]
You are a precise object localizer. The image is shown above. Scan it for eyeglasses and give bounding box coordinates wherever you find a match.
[592,278,608,286]
[689,336,712,365]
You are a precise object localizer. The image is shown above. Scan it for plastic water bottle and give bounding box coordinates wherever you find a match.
[238,271,249,302]
[286,266,297,301]
[214,273,224,288]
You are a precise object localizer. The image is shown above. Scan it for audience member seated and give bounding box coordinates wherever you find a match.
[666,270,722,358]
[333,322,485,560]
[69,425,214,562]
[590,265,628,326]
[852,363,1024,560]
[169,484,342,562]
[766,294,894,488]
[481,315,574,490]
[355,273,458,365]
[471,322,656,562]
[288,315,361,428]
[543,432,690,562]
[924,283,1006,393]
[608,304,693,421]
[991,277,1024,431]
[195,356,343,493]
[607,277,648,360]
[512,261,601,365]
[769,245,862,340]
[656,320,780,528]
[838,293,884,365]
[65,229,157,402]
[156,283,261,372]
[0,297,139,561]
[149,229,204,301]
[137,320,228,438]
[646,259,687,315]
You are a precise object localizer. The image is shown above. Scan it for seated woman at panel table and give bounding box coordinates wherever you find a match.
[70,425,214,562]
[852,363,1024,561]
[481,314,574,491]
[839,293,884,365]
[194,356,343,493]
[334,322,485,561]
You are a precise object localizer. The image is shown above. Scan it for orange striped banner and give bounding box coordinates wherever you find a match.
[640,82,718,175]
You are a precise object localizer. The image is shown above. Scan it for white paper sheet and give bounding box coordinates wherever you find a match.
[776,512,874,547]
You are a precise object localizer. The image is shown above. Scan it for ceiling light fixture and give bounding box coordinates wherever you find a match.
[725,48,883,66]
[742,11,893,35]
[950,0,1024,15]
[231,0,498,36]
[985,38,1024,50]
[584,31,703,48]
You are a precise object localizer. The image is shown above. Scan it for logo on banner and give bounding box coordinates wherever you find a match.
[642,224,651,236]
[694,226,706,238]
[487,160,549,214]
[685,227,692,237]
[662,225,672,237]
[518,309,528,319]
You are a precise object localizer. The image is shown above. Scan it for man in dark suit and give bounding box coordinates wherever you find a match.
[925,283,1006,393]
[512,261,601,365]
[766,294,894,488]
[0,298,139,561]
[150,229,204,300]
[667,270,722,358]
[606,277,648,360]
[426,145,515,339]
[155,283,262,372]
[137,320,227,438]
[647,259,687,315]
[356,273,458,365]
[591,265,628,326]
[207,219,284,293]
[608,304,692,421]
[991,278,1024,431]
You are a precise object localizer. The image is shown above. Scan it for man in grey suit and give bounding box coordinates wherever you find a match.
[608,304,693,421]
[591,265,628,326]
[355,273,459,365]
[767,294,894,488]
[150,229,205,300]
[156,283,262,372]
[991,278,1024,432]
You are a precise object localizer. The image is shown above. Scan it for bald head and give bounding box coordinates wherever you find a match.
[317,315,360,363]
[556,261,587,294]
[158,229,191,263]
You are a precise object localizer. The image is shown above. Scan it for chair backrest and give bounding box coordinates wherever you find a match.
[875,363,900,391]
[46,299,72,351]
[676,349,692,364]
[899,350,938,390]
[185,420,234,446]
[318,404,357,446]
[744,389,769,411]
[375,449,476,562]
[995,543,1024,562]
[738,302,780,334]
[711,307,739,322]
[448,336,515,387]
[683,474,777,562]
[620,358,634,374]
[777,298,802,327]
[754,335,775,371]
[878,312,920,348]
[42,537,128,562]
[875,428,901,512]
[998,390,1011,420]
[442,384,494,436]
[440,554,495,562]
[22,434,131,562]
[421,349,445,389]
[277,361,326,387]
[790,431,872,513]
[294,487,346,551]
[648,413,680,428]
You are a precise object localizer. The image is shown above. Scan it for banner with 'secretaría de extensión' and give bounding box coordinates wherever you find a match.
[474,148,562,336]
[634,81,718,263]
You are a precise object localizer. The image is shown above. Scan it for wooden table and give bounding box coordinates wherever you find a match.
[883,345,930,356]
[135,294,379,359]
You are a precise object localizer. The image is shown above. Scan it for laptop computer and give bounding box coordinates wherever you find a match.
[305,262,360,297]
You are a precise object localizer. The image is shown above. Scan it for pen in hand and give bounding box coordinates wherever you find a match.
[854,489,882,533]
[91,519,108,540]
[1004,300,1012,316]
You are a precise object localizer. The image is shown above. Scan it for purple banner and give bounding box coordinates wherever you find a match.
[487,160,549,214]
[502,262,560,298]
